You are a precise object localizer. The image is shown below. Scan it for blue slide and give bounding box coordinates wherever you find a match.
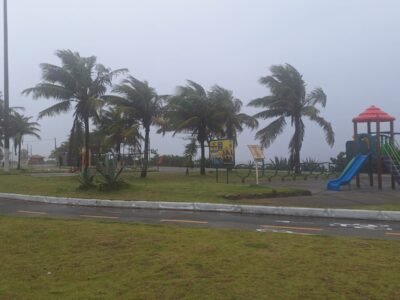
[327,154,370,191]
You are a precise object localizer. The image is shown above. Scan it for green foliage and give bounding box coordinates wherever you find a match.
[269,156,290,170]
[96,155,125,190]
[330,152,347,172]
[108,76,163,178]
[23,49,126,177]
[301,157,326,173]
[78,168,95,189]
[10,112,41,169]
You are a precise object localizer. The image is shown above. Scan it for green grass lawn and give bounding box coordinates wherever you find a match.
[0,216,399,299]
[0,171,309,203]
[352,204,400,211]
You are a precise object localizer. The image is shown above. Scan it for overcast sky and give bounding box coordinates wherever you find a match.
[1,0,400,163]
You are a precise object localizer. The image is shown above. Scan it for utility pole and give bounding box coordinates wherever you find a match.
[3,0,10,172]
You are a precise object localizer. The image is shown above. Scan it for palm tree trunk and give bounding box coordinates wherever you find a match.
[116,140,121,161]
[141,126,150,178]
[17,141,21,170]
[200,139,206,175]
[84,115,90,177]
[294,117,301,174]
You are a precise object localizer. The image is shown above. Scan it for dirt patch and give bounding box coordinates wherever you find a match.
[222,189,312,200]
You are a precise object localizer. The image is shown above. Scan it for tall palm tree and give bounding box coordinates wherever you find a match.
[165,81,223,175]
[166,81,256,175]
[109,76,163,178]
[248,64,334,173]
[22,50,126,182]
[11,112,40,169]
[208,85,258,145]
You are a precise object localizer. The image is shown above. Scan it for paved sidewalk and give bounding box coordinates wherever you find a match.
[255,175,400,208]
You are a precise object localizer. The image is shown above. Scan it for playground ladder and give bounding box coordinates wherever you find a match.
[382,142,400,184]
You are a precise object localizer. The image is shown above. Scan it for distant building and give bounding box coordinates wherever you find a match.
[28,155,45,165]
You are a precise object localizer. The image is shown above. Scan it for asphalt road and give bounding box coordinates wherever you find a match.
[1,197,400,240]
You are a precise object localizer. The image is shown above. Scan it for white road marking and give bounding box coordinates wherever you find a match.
[17,210,47,215]
[261,225,323,231]
[257,228,315,236]
[329,223,392,231]
[79,215,119,220]
[160,219,208,224]
[275,220,315,225]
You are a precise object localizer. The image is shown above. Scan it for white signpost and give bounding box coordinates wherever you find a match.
[247,145,265,185]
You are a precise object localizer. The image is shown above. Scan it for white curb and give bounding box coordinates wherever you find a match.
[0,192,399,221]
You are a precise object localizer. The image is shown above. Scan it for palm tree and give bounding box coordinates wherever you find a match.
[208,85,258,145]
[165,81,223,175]
[0,94,25,147]
[22,50,126,183]
[109,76,163,178]
[95,107,142,158]
[11,112,40,169]
[183,137,197,175]
[166,81,256,175]
[248,64,334,173]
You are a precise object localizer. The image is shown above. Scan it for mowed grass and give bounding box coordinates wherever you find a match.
[0,216,399,299]
[353,204,400,211]
[0,171,308,203]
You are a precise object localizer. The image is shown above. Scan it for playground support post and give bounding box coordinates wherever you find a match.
[353,122,361,188]
[390,120,395,189]
[376,122,382,190]
[255,161,259,185]
[367,122,374,187]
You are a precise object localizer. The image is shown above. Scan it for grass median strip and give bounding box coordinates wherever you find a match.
[0,216,399,299]
[0,172,309,204]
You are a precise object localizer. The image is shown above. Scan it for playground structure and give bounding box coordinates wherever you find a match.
[327,105,399,191]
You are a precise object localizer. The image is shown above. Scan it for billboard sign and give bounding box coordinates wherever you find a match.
[210,139,235,167]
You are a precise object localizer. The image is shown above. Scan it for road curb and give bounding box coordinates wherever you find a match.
[0,192,399,221]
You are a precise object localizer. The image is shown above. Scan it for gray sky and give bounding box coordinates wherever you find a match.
[2,0,400,163]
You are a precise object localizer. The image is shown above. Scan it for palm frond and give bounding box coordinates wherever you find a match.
[308,114,335,147]
[38,101,72,119]
[255,117,287,148]
[22,84,74,100]
[306,87,327,107]
[253,109,288,120]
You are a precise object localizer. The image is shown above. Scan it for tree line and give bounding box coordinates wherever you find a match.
[0,97,40,169]
[10,49,334,183]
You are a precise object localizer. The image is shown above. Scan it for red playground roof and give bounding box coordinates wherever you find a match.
[352,105,396,123]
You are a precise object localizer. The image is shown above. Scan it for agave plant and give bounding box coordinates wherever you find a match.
[96,154,125,190]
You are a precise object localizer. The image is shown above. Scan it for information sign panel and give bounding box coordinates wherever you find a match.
[210,139,235,167]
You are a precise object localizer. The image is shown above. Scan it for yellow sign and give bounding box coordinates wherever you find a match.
[210,139,234,167]
[247,145,264,160]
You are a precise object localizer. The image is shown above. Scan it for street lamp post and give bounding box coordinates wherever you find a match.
[3,0,10,172]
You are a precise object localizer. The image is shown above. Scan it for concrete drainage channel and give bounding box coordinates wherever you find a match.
[0,192,400,222]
